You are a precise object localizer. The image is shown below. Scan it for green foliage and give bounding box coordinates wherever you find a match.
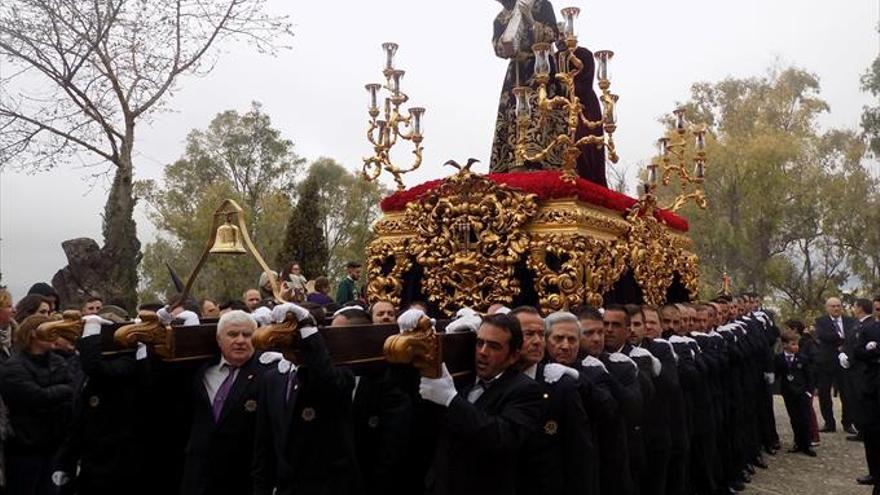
[297,158,389,286]
[861,54,880,156]
[138,103,302,303]
[277,174,329,280]
[667,66,870,317]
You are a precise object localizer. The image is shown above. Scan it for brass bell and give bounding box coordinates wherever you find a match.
[210,215,246,254]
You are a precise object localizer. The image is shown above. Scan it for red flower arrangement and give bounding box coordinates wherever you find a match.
[379,171,689,232]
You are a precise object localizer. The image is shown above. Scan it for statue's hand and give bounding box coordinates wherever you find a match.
[517,0,535,25]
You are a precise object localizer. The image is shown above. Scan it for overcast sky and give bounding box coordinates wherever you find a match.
[0,0,877,300]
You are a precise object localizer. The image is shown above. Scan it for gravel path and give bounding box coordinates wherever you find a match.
[747,396,872,494]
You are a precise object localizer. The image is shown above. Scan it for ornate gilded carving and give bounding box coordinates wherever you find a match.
[383,315,442,378]
[366,238,413,307]
[584,238,628,307]
[114,311,174,359]
[35,310,83,343]
[527,233,587,312]
[528,200,630,240]
[373,212,414,237]
[623,195,699,305]
[406,169,539,315]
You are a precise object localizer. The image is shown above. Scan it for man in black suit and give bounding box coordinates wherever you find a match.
[775,332,817,456]
[814,296,858,433]
[854,314,880,492]
[181,310,270,495]
[418,313,541,495]
[513,307,595,495]
[252,303,363,495]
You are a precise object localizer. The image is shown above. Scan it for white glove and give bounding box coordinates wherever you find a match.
[81,315,113,338]
[272,303,311,324]
[493,306,512,315]
[764,372,775,385]
[649,355,662,377]
[629,347,662,377]
[581,355,608,373]
[135,342,148,361]
[543,363,579,383]
[156,306,174,324]
[51,471,70,487]
[419,363,457,406]
[867,341,878,351]
[455,307,479,319]
[839,352,850,370]
[446,315,482,334]
[260,352,294,373]
[252,306,273,327]
[397,308,435,333]
[176,310,200,327]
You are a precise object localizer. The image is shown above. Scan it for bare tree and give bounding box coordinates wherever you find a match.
[0,0,291,309]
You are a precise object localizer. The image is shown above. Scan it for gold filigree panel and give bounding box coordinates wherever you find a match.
[406,171,538,316]
[366,238,413,307]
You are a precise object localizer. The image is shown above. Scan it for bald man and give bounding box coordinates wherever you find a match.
[814,297,858,433]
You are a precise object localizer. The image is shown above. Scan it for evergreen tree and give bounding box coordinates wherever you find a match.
[278,175,329,280]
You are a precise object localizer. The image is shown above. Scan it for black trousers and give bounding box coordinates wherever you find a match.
[864,430,880,478]
[665,448,688,495]
[817,364,849,428]
[783,391,812,450]
[641,446,670,495]
[6,451,56,495]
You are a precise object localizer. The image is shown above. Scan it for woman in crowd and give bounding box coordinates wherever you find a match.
[14,294,52,321]
[0,289,15,363]
[0,314,74,495]
[306,276,334,306]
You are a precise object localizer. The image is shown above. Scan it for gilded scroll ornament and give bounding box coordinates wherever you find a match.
[406,168,539,315]
[366,238,413,307]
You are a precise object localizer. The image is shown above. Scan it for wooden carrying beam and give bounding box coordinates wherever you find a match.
[100,319,475,376]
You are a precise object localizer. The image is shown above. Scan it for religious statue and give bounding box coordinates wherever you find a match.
[489,0,608,187]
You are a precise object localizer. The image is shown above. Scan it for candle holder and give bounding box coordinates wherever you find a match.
[513,6,619,183]
[363,42,426,191]
[644,107,709,212]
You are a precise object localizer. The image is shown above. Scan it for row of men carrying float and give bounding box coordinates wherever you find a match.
[13,292,796,495]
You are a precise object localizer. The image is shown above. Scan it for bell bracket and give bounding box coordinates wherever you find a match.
[177,199,283,306]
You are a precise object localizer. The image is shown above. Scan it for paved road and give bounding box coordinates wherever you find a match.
[748,396,872,494]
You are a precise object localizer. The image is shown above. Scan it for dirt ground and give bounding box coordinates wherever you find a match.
[747,396,872,495]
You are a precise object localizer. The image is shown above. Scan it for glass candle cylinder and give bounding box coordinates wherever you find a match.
[674,108,686,131]
[365,84,381,113]
[695,129,706,152]
[560,7,580,39]
[657,137,669,157]
[409,107,425,137]
[513,86,532,119]
[382,42,398,71]
[603,94,619,125]
[694,159,705,179]
[594,50,614,82]
[532,43,552,79]
[390,70,405,94]
[647,163,659,185]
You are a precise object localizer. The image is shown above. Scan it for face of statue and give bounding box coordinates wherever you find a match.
[515,312,545,367]
[603,309,629,352]
[371,301,396,324]
[547,320,580,365]
[216,321,255,367]
[475,322,520,380]
[579,318,605,358]
[643,309,662,339]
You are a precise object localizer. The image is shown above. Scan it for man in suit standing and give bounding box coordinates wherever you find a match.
[775,332,817,456]
[418,313,542,495]
[814,296,858,433]
[180,310,270,495]
[252,303,363,495]
[854,316,880,492]
[847,299,874,442]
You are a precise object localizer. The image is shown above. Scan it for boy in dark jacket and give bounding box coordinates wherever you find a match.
[774,332,817,457]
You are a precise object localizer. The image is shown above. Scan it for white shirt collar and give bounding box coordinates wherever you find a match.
[524,363,537,380]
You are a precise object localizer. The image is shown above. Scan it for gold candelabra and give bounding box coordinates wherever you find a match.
[645,107,708,212]
[513,7,619,182]
[363,42,426,191]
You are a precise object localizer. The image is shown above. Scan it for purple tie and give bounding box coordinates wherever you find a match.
[285,369,299,405]
[212,365,237,422]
